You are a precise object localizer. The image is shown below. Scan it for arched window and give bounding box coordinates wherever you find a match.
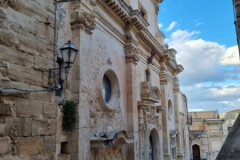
[168,100,173,120]
[145,69,150,82]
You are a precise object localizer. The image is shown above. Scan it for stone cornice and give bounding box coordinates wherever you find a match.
[129,10,149,30]
[138,29,164,57]
[97,0,130,23]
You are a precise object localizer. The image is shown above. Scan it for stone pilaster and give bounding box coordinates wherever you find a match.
[124,44,139,159]
[70,8,96,160]
[159,61,171,158]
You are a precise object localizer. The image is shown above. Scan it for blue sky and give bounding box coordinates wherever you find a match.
[158,0,240,113]
[159,0,236,47]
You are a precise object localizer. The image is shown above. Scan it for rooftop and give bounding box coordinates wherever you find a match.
[188,110,218,119]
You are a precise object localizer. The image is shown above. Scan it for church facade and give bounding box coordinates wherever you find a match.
[0,0,190,159]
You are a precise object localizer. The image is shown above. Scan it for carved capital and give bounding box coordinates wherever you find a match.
[173,75,179,92]
[124,45,139,63]
[71,10,96,34]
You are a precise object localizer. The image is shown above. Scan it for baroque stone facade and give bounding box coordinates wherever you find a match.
[0,0,190,159]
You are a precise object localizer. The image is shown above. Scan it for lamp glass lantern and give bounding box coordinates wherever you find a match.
[60,40,78,67]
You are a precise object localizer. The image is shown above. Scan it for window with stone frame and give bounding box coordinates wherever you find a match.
[139,3,148,20]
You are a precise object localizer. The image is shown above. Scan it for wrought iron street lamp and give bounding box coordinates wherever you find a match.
[60,40,78,67]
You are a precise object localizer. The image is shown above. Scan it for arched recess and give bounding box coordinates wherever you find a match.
[192,144,201,160]
[148,127,161,160]
[168,100,173,120]
[145,68,151,83]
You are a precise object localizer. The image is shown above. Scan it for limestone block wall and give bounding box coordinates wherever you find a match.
[0,0,62,159]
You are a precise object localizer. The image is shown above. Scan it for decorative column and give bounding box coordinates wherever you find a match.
[159,60,171,159]
[70,8,96,160]
[124,44,139,159]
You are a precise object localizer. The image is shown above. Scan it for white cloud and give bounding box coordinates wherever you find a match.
[195,22,202,26]
[158,23,163,30]
[220,46,240,65]
[166,21,177,31]
[167,29,240,113]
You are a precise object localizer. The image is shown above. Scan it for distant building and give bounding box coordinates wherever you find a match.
[220,109,240,137]
[188,111,224,160]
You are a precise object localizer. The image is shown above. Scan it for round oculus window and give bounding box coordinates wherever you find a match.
[102,75,112,103]
[98,69,120,111]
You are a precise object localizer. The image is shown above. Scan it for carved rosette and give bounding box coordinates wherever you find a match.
[71,10,96,34]
[124,46,139,64]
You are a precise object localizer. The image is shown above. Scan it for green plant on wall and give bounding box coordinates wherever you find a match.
[61,100,77,131]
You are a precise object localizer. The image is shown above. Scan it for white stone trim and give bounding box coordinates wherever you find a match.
[98,66,120,112]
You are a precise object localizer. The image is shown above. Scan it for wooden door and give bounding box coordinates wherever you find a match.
[192,145,201,160]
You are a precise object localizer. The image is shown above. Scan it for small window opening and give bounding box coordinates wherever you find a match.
[145,69,150,82]
[61,142,68,154]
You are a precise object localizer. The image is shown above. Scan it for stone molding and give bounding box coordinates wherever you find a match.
[70,10,96,34]
[124,45,139,64]
[96,0,130,23]
[97,66,120,112]
[159,62,173,85]
[138,29,164,57]
[140,82,161,102]
[173,75,179,93]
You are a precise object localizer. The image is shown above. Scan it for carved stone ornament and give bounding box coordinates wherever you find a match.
[147,115,157,126]
[141,82,161,102]
[0,61,10,81]
[173,75,179,92]
[138,123,145,131]
[124,46,139,63]
[71,10,96,34]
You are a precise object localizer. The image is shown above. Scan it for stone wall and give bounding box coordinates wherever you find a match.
[0,0,60,159]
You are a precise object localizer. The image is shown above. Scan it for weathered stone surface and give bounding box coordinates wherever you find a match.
[16,98,43,118]
[0,101,11,116]
[0,8,7,21]
[6,64,43,86]
[29,92,54,103]
[43,103,57,119]
[44,136,56,152]
[57,154,70,160]
[0,44,34,69]
[9,0,47,22]
[0,124,5,137]
[32,119,56,136]
[34,55,53,71]
[0,137,9,154]
[7,7,36,34]
[30,153,54,160]
[17,137,44,155]
[19,31,36,54]
[17,118,32,136]
[0,28,19,47]
[35,38,48,57]
[4,117,13,136]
